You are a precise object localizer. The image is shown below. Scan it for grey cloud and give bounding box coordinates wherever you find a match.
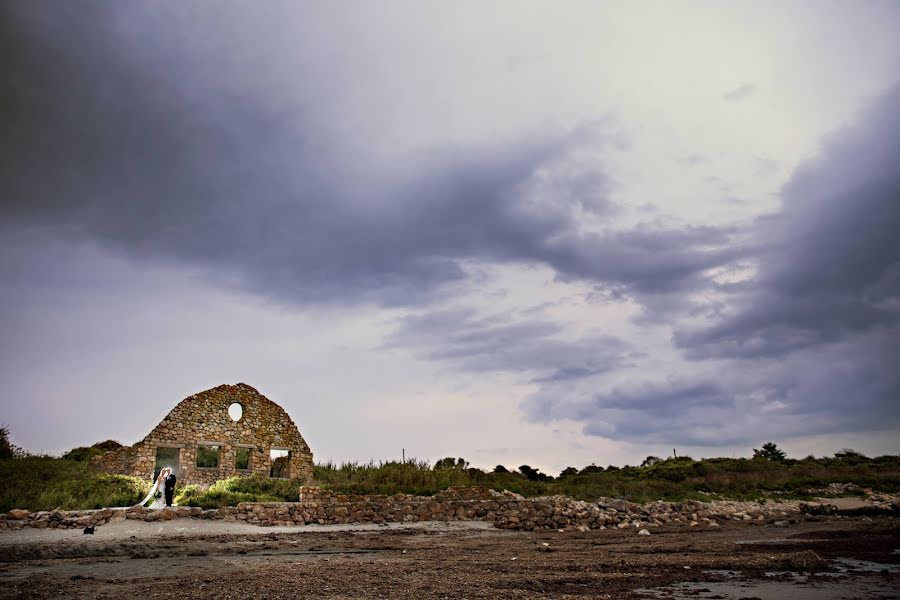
[680,154,709,166]
[523,330,900,445]
[723,83,757,102]
[1,3,742,313]
[386,308,633,382]
[522,86,900,446]
[676,85,900,359]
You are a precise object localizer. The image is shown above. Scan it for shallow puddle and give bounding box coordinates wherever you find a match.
[638,558,900,600]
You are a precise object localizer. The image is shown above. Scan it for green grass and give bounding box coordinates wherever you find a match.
[310,456,900,503]
[175,474,299,509]
[2,451,898,512]
[0,456,148,512]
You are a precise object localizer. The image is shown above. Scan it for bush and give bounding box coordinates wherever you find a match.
[62,446,107,462]
[753,442,787,462]
[0,426,23,460]
[175,475,295,509]
[0,456,147,512]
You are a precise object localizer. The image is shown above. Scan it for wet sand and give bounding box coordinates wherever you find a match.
[0,517,896,598]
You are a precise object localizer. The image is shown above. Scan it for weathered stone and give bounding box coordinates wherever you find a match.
[7,509,29,520]
[91,383,314,487]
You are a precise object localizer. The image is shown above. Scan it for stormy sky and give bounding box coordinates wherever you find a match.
[2,1,898,472]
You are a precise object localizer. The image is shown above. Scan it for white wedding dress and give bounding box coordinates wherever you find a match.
[135,474,168,509]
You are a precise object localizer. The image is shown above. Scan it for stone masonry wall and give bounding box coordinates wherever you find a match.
[5,488,897,531]
[91,383,313,486]
[232,486,808,529]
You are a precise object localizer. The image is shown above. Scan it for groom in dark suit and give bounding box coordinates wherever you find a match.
[164,470,177,507]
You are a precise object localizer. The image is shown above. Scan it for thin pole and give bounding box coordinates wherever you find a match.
[402,448,405,463]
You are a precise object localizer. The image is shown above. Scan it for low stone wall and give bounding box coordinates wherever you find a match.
[4,486,860,532]
[224,487,806,530]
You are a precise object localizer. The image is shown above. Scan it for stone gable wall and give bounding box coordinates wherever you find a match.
[91,383,313,486]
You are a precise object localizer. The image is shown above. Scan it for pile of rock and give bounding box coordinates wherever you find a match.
[124,505,206,522]
[800,495,900,517]
[0,508,127,530]
[492,496,803,531]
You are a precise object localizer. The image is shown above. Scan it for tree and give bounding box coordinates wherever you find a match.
[833,449,868,464]
[753,442,787,462]
[641,455,662,467]
[559,466,578,478]
[492,465,509,474]
[579,464,604,475]
[0,425,23,460]
[434,457,469,470]
[518,465,551,481]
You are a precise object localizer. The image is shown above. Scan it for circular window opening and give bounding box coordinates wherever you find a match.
[228,403,243,422]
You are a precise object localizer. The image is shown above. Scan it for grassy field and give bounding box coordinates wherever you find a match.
[2,432,898,512]
[0,456,148,512]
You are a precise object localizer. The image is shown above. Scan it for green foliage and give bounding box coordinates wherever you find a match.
[0,426,23,460]
[434,457,469,470]
[62,446,107,462]
[314,460,479,496]
[308,454,900,504]
[196,445,220,468]
[753,442,788,462]
[0,456,147,512]
[175,474,297,508]
[2,431,899,511]
[518,465,552,481]
[641,456,662,467]
[832,449,869,465]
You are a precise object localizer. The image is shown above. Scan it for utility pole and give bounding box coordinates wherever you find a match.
[402,448,405,463]
[673,448,677,458]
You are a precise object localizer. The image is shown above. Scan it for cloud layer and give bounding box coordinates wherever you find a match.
[523,85,900,445]
[2,2,898,461]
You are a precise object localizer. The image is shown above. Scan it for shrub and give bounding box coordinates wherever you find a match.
[0,426,23,460]
[753,442,787,462]
[174,475,293,509]
[0,456,147,512]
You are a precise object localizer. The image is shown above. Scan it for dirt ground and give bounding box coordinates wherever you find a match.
[0,517,897,599]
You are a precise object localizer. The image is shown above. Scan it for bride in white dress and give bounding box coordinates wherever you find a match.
[135,467,172,509]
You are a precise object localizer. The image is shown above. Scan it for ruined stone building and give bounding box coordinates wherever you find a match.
[92,383,313,486]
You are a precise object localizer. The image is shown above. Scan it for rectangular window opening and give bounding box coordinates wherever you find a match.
[235,446,251,471]
[269,449,291,478]
[196,444,221,469]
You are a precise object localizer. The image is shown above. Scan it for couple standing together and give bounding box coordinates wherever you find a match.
[136,467,177,508]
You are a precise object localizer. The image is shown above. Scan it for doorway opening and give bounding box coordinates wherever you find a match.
[154,447,180,480]
[269,448,291,478]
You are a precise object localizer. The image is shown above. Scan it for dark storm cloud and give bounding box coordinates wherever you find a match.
[523,330,900,446]
[675,85,900,359]
[520,85,900,446]
[0,2,740,310]
[387,308,634,382]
